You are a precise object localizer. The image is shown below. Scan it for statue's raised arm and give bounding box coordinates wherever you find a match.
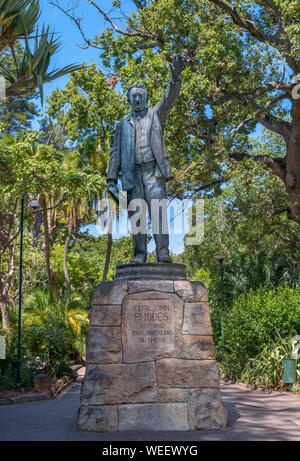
[155,54,186,126]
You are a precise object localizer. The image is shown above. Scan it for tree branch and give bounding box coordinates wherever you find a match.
[230,152,286,181]
[208,0,277,42]
[132,0,145,9]
[88,0,151,38]
[50,0,160,51]
[221,80,291,104]
[208,0,300,74]
[228,92,290,141]
[49,1,104,50]
[256,114,291,139]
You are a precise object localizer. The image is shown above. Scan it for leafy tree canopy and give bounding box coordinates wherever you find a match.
[53,0,300,221]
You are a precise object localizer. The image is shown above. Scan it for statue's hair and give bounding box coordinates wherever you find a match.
[126,82,148,103]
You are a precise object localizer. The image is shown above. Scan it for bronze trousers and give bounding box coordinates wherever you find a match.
[127,160,170,260]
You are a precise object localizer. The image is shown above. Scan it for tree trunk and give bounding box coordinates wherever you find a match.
[32,211,43,247]
[0,242,16,331]
[63,212,73,291]
[0,295,11,330]
[102,200,114,282]
[42,198,58,298]
[285,102,300,223]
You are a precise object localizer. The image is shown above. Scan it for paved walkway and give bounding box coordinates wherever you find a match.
[0,369,299,441]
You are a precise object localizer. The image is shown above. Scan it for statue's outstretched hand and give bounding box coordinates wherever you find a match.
[170,53,187,80]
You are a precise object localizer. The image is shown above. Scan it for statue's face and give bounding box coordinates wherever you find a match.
[129,88,147,111]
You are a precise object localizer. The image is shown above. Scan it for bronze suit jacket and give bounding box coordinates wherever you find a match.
[107,77,181,191]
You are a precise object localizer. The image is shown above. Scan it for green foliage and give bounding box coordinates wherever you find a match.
[183,146,299,362]
[0,95,39,134]
[49,233,133,295]
[240,335,300,390]
[184,143,299,286]
[192,268,211,288]
[22,289,90,359]
[224,251,300,299]
[45,63,127,173]
[0,131,106,200]
[0,352,51,390]
[291,384,300,393]
[220,284,300,380]
[0,289,88,389]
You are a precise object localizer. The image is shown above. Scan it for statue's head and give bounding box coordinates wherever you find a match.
[127,82,148,112]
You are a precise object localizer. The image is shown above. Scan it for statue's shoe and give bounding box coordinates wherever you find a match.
[158,254,172,263]
[130,254,146,264]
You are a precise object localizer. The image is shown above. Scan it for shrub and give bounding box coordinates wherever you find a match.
[0,289,89,390]
[221,283,300,380]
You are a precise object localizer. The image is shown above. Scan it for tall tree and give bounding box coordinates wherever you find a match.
[184,134,300,299]
[0,95,39,135]
[52,0,300,223]
[0,131,106,329]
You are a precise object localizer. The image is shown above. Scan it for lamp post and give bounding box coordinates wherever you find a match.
[16,191,39,388]
[214,253,226,362]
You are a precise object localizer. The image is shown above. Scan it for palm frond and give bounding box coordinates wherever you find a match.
[2,24,81,102]
[0,0,39,46]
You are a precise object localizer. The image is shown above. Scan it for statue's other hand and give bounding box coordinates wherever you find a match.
[107,180,119,204]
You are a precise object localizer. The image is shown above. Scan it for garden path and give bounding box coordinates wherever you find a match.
[0,367,299,441]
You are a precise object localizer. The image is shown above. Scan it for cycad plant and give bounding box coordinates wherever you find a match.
[241,333,300,391]
[0,0,39,50]
[0,0,80,101]
[223,250,300,305]
[22,288,89,362]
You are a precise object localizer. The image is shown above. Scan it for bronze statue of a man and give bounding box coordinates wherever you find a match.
[107,55,184,264]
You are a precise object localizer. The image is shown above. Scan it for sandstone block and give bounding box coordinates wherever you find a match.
[93,281,127,305]
[182,303,212,335]
[119,403,189,431]
[156,359,220,388]
[122,291,183,363]
[174,280,208,302]
[181,335,216,359]
[128,280,173,294]
[157,388,189,403]
[81,362,157,405]
[89,305,121,326]
[78,405,118,432]
[188,388,227,430]
[85,327,122,363]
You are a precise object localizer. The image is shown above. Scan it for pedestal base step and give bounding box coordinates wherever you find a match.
[115,262,186,281]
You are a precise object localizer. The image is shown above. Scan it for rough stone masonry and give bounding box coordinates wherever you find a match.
[77,279,227,431]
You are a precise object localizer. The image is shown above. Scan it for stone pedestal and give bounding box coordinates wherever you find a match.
[77,264,227,432]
